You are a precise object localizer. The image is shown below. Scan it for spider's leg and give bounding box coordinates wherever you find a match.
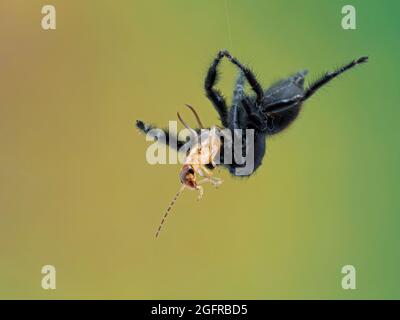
[232,71,245,107]
[228,71,245,130]
[241,97,266,130]
[135,120,187,150]
[204,51,229,127]
[229,105,241,130]
[264,56,368,115]
[303,56,368,101]
[220,50,264,105]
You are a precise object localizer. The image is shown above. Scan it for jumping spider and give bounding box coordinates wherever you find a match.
[136,50,368,176]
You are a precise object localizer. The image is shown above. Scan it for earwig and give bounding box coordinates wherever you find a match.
[154,105,223,238]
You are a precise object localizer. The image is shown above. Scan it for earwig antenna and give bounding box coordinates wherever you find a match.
[177,112,197,139]
[177,112,191,130]
[155,184,186,238]
[185,104,204,129]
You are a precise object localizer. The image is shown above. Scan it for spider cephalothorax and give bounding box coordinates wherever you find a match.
[136,50,368,176]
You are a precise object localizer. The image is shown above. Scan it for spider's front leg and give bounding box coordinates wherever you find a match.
[232,71,245,107]
[205,51,229,128]
[219,50,264,105]
[135,120,188,150]
[229,71,245,130]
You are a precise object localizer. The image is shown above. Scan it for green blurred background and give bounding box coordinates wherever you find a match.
[0,0,399,299]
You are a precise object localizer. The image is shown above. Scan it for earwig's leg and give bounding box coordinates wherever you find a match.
[199,165,223,188]
[196,178,222,195]
[196,184,204,201]
[198,165,213,177]
[220,50,264,105]
[205,52,229,127]
[303,56,368,101]
[211,178,223,188]
[136,120,188,150]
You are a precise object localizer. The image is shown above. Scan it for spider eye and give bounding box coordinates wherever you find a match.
[188,167,195,174]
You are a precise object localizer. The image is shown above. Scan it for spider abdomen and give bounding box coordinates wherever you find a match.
[266,102,303,135]
[264,71,307,135]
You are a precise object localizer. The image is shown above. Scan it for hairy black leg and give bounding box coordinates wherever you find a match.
[303,56,368,100]
[229,105,240,130]
[229,71,245,130]
[242,97,260,115]
[264,56,368,115]
[220,50,264,105]
[205,52,229,127]
[232,71,245,107]
[242,98,266,130]
[136,120,187,150]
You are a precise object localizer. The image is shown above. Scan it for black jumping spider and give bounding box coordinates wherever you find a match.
[137,50,368,176]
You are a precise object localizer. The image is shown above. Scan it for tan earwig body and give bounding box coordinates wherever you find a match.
[180,125,223,196]
[155,106,223,238]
